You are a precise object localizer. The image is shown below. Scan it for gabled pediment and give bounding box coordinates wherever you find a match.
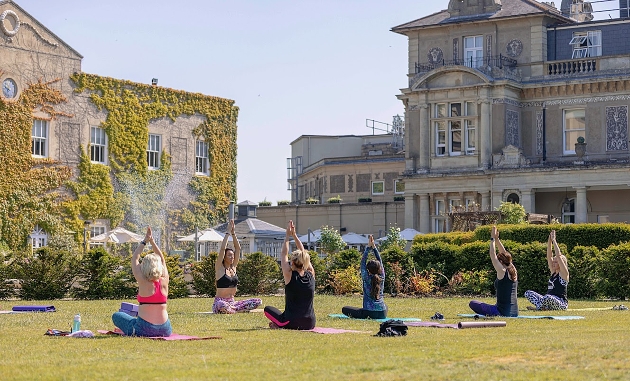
[411,66,490,90]
[0,0,82,59]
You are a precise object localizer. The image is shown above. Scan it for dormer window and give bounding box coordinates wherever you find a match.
[570,31,601,58]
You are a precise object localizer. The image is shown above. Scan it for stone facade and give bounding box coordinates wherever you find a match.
[393,0,630,232]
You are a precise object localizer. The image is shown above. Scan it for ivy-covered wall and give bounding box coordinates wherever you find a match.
[0,72,238,250]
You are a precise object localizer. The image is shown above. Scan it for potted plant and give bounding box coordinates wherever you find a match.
[305,197,319,205]
[277,200,290,206]
[575,136,587,160]
[358,197,372,203]
[393,196,405,202]
[327,195,342,204]
[259,200,272,207]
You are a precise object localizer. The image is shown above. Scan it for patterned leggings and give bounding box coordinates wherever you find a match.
[212,297,262,314]
[524,290,568,310]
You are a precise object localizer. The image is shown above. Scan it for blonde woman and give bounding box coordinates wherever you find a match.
[264,220,316,330]
[212,219,262,314]
[525,230,570,310]
[469,225,519,317]
[112,226,172,336]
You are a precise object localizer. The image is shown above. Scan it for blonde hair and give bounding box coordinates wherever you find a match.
[141,253,163,281]
[290,249,311,270]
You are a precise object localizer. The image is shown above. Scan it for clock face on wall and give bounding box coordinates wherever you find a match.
[2,78,17,99]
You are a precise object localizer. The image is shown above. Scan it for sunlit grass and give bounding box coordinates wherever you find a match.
[0,296,628,380]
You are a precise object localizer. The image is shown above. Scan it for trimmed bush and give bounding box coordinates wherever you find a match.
[597,242,630,299]
[510,241,549,297]
[328,248,361,271]
[413,231,475,245]
[309,252,328,293]
[165,255,189,298]
[380,246,414,294]
[72,247,135,300]
[328,266,361,295]
[568,245,601,299]
[14,247,77,300]
[191,253,218,297]
[410,241,461,282]
[237,252,282,295]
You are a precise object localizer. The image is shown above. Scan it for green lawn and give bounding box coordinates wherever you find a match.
[1,296,629,380]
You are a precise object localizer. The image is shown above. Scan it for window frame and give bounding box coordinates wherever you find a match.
[394,180,405,194]
[90,126,107,164]
[570,31,601,58]
[147,134,161,169]
[563,108,586,155]
[195,140,210,176]
[371,181,385,195]
[31,119,48,158]
[30,224,48,248]
[464,35,484,69]
[433,102,477,157]
[562,198,576,224]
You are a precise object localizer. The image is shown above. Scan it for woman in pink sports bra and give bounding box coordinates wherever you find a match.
[212,219,262,314]
[112,226,172,336]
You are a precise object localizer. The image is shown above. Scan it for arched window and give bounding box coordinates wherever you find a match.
[506,193,520,204]
[562,198,576,224]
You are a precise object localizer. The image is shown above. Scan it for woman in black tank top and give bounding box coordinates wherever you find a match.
[264,220,316,330]
[525,230,570,310]
[212,219,262,314]
[469,226,518,317]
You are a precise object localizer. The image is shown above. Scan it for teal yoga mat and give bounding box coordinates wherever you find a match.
[328,313,422,322]
[458,313,584,320]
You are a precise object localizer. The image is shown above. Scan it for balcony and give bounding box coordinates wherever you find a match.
[414,55,517,74]
[547,58,597,76]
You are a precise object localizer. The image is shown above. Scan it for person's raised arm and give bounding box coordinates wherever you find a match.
[147,227,168,279]
[229,220,241,268]
[280,221,295,284]
[130,229,149,283]
[292,224,304,253]
[489,226,505,275]
[553,237,570,282]
[216,228,230,277]
[547,230,555,274]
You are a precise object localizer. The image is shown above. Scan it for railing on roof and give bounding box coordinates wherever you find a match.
[547,58,598,75]
[415,54,517,74]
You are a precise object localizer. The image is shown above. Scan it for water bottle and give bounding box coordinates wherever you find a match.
[72,314,81,333]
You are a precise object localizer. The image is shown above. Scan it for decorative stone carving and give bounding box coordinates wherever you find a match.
[506,39,523,57]
[606,106,629,151]
[535,111,544,155]
[453,38,459,62]
[427,47,443,64]
[486,35,492,65]
[0,10,20,37]
[347,174,354,193]
[492,145,531,168]
[505,110,520,147]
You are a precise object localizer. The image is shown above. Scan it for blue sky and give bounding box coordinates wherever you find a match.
[14,0,615,204]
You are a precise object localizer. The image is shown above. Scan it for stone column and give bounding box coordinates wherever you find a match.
[481,191,491,211]
[405,105,421,173]
[479,97,492,169]
[418,103,430,171]
[575,186,588,223]
[521,189,534,213]
[419,193,430,233]
[404,193,417,230]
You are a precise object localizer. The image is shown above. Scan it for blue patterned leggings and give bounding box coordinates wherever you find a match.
[524,290,568,310]
[212,297,262,314]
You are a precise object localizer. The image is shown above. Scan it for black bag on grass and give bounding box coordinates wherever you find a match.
[375,319,408,337]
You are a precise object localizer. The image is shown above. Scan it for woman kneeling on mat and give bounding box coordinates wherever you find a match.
[213,219,262,314]
[264,220,316,330]
[112,227,172,336]
[469,226,518,317]
[525,230,569,310]
[341,234,387,319]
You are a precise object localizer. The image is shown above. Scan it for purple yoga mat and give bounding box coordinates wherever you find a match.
[97,330,222,340]
[406,321,506,329]
[12,305,56,312]
[307,327,368,334]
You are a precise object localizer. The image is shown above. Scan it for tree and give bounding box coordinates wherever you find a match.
[379,226,406,251]
[319,225,345,256]
[497,201,527,224]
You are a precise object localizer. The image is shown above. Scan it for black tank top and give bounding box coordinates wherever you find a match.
[284,270,315,321]
[216,268,238,288]
[495,270,518,317]
[547,272,567,302]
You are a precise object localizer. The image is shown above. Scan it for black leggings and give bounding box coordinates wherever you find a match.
[342,306,387,320]
[264,306,315,330]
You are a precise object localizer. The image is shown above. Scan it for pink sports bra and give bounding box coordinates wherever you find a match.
[137,279,167,304]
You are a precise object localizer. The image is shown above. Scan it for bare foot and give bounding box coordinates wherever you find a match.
[268,322,280,329]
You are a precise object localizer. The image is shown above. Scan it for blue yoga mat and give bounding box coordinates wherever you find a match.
[328,313,422,323]
[458,313,584,320]
[12,305,56,312]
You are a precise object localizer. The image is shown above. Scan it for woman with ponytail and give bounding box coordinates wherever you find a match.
[469,225,519,317]
[264,220,316,330]
[342,235,387,319]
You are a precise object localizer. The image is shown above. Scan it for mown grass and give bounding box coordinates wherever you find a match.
[1,296,629,381]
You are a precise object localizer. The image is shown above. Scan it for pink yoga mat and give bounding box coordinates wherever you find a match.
[406,321,506,329]
[307,327,368,334]
[97,330,221,340]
